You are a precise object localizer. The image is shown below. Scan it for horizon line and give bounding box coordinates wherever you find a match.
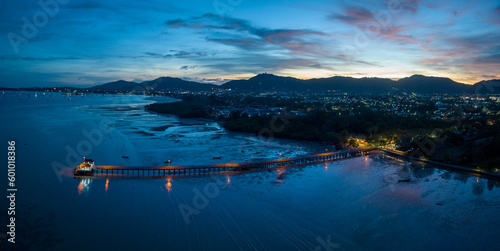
[2,73,499,89]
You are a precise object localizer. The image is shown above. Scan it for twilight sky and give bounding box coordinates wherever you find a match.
[0,0,499,87]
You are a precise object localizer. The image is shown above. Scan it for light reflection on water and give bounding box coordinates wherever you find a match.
[105,178,109,193]
[69,93,500,249]
[70,154,500,250]
[2,92,500,250]
[165,177,172,193]
[77,178,92,195]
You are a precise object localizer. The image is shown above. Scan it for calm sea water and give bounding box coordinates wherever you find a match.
[1,91,499,251]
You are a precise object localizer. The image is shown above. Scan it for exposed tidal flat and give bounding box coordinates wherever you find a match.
[1,91,500,251]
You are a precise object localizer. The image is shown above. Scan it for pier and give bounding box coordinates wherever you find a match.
[75,148,375,177]
[380,148,500,180]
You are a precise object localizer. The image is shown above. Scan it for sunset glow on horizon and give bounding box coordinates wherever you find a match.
[1,0,499,87]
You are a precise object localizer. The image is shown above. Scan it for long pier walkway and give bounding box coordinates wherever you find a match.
[380,148,500,180]
[77,148,375,177]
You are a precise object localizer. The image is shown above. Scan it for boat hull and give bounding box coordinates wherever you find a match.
[74,169,94,176]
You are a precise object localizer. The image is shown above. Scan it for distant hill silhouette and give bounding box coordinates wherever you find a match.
[395,75,472,94]
[89,80,139,91]
[88,73,500,94]
[141,77,216,92]
[222,73,305,92]
[221,73,477,94]
[472,79,500,95]
[91,77,216,92]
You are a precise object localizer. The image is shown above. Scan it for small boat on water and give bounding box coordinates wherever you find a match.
[398,178,411,182]
[213,156,222,159]
[120,144,128,159]
[164,160,171,164]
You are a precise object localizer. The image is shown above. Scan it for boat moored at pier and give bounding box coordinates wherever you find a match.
[73,148,375,177]
[74,157,95,176]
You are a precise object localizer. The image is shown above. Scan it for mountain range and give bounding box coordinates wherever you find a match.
[40,74,500,95]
